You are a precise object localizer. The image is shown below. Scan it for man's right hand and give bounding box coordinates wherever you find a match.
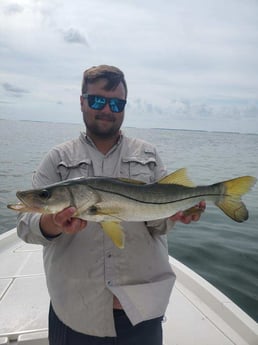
[40,207,87,237]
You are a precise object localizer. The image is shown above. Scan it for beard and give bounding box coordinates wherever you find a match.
[83,112,124,139]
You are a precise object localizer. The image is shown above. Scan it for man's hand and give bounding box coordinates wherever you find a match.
[170,201,206,224]
[40,207,87,237]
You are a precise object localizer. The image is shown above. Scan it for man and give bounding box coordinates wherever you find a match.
[17,65,205,345]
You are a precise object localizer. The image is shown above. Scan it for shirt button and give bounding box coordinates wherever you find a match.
[107,281,111,286]
[107,254,112,258]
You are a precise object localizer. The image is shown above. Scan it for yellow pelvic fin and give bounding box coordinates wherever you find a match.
[216,176,257,223]
[158,168,195,187]
[100,221,125,249]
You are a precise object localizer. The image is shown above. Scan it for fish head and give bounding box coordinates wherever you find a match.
[16,185,72,214]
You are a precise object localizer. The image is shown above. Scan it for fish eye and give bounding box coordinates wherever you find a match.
[38,189,51,200]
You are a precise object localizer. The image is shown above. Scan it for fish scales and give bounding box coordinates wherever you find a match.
[84,178,222,205]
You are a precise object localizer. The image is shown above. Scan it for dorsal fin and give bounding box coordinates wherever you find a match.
[158,168,195,187]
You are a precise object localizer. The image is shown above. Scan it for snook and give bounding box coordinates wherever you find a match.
[8,169,257,248]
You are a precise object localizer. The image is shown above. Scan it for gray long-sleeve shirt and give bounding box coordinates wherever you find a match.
[17,132,176,337]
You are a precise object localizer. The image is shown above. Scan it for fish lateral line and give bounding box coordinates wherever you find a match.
[87,186,222,205]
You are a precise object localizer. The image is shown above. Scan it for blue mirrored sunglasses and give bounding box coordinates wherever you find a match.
[82,94,126,113]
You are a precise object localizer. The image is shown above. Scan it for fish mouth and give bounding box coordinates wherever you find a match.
[7,200,44,213]
[16,192,31,205]
[7,202,30,212]
[16,192,43,211]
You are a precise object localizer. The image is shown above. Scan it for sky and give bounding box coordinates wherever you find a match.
[0,0,258,133]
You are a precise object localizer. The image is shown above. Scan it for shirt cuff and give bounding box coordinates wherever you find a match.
[17,213,62,245]
[146,218,175,235]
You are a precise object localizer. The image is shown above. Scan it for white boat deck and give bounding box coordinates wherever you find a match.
[0,229,257,345]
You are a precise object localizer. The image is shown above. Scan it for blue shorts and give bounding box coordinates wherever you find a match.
[49,303,163,345]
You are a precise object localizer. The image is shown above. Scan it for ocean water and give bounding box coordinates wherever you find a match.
[0,119,258,321]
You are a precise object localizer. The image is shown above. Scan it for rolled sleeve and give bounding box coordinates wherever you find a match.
[146,218,175,236]
[17,213,48,245]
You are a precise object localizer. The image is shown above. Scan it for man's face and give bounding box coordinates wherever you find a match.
[80,78,126,139]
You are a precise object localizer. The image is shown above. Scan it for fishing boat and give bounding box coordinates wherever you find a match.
[0,228,257,345]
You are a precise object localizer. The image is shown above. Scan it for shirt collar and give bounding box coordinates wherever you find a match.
[81,131,124,155]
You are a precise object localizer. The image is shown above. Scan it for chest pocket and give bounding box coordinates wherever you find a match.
[57,159,93,180]
[121,157,157,183]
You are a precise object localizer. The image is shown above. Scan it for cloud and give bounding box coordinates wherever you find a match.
[124,95,258,133]
[3,3,24,15]
[0,0,257,133]
[2,83,30,97]
[62,28,89,46]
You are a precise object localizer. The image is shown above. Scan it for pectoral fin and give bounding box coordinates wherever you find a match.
[100,221,125,249]
[183,205,204,217]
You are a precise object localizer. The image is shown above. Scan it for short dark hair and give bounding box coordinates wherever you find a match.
[82,65,127,97]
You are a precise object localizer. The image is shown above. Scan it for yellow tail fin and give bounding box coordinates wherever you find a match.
[216,176,256,222]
